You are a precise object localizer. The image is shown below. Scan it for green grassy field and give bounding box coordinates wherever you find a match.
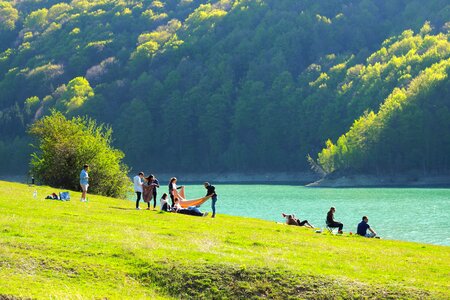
[0,181,449,299]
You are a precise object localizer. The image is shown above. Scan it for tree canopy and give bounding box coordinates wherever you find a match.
[0,0,449,176]
[29,111,131,198]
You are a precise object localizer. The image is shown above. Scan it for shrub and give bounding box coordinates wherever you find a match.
[29,110,131,198]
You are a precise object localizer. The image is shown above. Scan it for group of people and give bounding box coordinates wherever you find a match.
[282,206,378,238]
[133,172,218,218]
[81,165,376,236]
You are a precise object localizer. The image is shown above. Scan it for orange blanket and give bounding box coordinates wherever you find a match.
[172,186,211,208]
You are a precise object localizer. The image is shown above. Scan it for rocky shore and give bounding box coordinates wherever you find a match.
[306,174,450,187]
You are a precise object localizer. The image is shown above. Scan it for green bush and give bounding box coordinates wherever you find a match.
[29,110,131,198]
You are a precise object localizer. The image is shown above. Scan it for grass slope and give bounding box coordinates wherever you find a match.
[0,181,448,299]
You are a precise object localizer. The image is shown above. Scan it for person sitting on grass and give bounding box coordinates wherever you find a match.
[160,193,170,211]
[326,207,344,234]
[281,213,314,228]
[357,216,377,238]
[172,198,208,217]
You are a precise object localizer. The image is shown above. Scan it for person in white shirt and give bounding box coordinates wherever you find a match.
[133,172,144,210]
[160,193,170,211]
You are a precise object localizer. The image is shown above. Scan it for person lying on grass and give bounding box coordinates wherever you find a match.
[171,198,209,217]
[281,213,314,228]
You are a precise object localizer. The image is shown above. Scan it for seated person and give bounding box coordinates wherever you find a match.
[171,198,208,217]
[281,213,314,228]
[326,207,344,233]
[160,193,171,211]
[357,216,377,238]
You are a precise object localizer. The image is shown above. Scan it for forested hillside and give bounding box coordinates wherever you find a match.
[0,0,449,175]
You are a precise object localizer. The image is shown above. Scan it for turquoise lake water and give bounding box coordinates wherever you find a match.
[151,184,450,246]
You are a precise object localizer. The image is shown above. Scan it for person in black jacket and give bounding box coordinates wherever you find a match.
[326,207,344,233]
[204,182,218,218]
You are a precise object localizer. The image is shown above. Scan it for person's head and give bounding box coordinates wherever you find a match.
[138,172,144,178]
[204,182,210,188]
[170,177,177,184]
[83,164,89,170]
[145,175,152,182]
[149,174,154,180]
[162,193,167,199]
[330,207,335,212]
[362,216,368,223]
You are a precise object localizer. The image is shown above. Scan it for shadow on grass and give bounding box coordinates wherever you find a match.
[109,206,136,211]
[130,260,432,300]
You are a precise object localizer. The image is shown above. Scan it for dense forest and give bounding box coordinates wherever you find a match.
[0,0,449,175]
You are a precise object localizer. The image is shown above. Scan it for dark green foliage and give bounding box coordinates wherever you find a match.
[28,111,131,198]
[0,0,449,175]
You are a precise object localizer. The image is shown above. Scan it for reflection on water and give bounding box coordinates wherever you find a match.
[179,184,450,246]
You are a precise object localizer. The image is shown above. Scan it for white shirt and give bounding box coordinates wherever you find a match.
[160,197,168,210]
[133,175,143,192]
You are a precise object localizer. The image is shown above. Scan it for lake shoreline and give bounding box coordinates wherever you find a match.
[0,172,322,185]
[2,172,450,187]
[306,174,450,188]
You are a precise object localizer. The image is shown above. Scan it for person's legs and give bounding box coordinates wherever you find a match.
[170,194,174,207]
[188,206,202,214]
[366,232,376,238]
[178,209,203,216]
[305,221,314,228]
[211,197,217,217]
[188,206,203,216]
[328,221,343,232]
[81,184,88,201]
[153,190,157,209]
[135,192,141,209]
[298,220,308,226]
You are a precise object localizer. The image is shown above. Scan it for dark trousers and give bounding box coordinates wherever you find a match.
[136,192,150,208]
[297,220,308,226]
[170,193,174,207]
[211,197,217,217]
[135,192,141,208]
[328,221,343,231]
[152,190,157,208]
[177,208,203,217]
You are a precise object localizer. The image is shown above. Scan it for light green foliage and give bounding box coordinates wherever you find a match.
[48,3,72,21]
[24,96,40,116]
[317,58,450,174]
[28,111,131,198]
[0,180,449,298]
[0,0,450,175]
[56,77,94,113]
[24,8,49,31]
[0,1,18,31]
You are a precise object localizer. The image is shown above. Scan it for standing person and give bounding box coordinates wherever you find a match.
[168,177,183,207]
[149,174,160,210]
[133,172,144,210]
[204,182,218,218]
[80,164,89,202]
[326,207,344,233]
[142,176,154,210]
[357,216,377,238]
